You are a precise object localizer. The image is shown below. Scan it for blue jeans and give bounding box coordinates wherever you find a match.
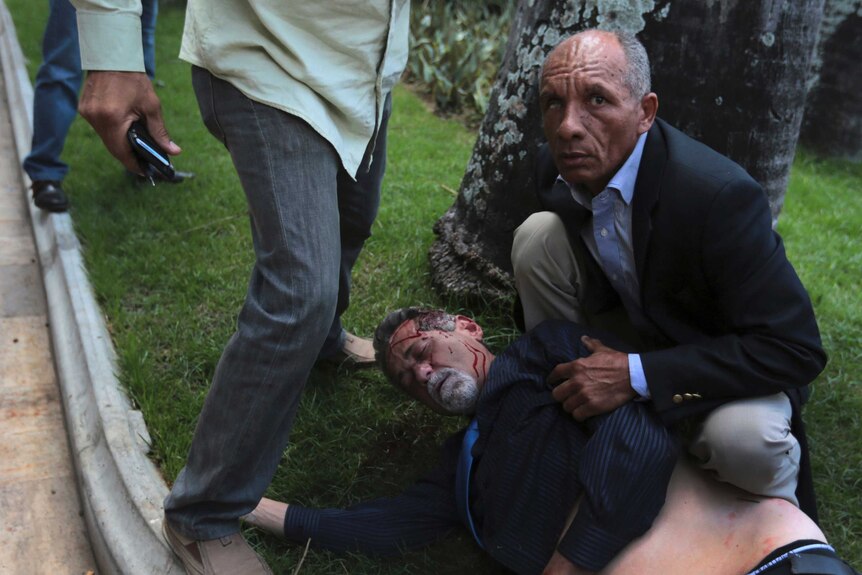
[23,0,157,183]
[164,68,389,539]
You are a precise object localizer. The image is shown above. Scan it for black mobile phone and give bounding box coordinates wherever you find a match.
[127,120,175,182]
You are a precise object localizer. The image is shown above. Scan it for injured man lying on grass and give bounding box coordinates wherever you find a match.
[243,308,859,575]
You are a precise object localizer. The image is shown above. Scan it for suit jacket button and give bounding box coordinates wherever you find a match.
[672,394,683,404]
[684,393,693,400]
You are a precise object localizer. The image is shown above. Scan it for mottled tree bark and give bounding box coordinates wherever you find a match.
[428,0,575,302]
[430,0,823,301]
[799,0,862,162]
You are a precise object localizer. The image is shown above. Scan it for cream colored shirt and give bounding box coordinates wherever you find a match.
[72,0,410,177]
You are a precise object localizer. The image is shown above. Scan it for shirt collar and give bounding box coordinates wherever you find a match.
[563,131,648,208]
[606,131,648,205]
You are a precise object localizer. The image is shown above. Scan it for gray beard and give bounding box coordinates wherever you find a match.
[428,367,480,414]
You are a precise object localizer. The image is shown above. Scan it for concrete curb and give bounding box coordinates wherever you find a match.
[0,3,182,573]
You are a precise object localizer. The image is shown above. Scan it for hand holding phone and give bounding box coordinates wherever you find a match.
[127,120,176,184]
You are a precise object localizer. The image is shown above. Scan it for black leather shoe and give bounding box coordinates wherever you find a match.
[31,180,69,212]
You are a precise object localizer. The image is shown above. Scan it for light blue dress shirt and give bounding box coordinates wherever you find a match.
[567,132,651,398]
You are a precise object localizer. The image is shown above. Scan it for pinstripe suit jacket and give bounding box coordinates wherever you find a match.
[283,320,677,574]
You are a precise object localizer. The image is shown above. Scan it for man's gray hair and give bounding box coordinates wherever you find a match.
[373,307,458,386]
[547,29,652,99]
[613,30,652,99]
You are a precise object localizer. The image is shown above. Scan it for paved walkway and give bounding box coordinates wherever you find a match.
[0,3,183,572]
[0,53,97,573]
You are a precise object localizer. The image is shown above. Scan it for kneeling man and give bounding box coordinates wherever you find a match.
[512,28,827,519]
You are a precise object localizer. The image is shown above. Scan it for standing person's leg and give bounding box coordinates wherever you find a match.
[140,0,158,80]
[317,94,392,366]
[23,0,81,211]
[163,68,341,571]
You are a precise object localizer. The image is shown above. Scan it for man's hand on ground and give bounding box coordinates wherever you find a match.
[548,336,636,420]
[78,71,181,174]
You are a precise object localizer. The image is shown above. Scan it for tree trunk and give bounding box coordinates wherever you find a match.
[428,0,565,303]
[430,0,823,301]
[799,0,862,162]
[640,0,824,222]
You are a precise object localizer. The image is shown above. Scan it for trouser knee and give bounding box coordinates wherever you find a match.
[512,212,570,278]
[512,212,584,330]
[689,393,800,504]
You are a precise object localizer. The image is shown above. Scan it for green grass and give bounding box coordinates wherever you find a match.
[7,2,861,573]
[778,153,862,561]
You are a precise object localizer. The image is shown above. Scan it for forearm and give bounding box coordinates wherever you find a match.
[644,180,826,416]
[282,451,461,557]
[642,329,825,416]
[283,496,458,556]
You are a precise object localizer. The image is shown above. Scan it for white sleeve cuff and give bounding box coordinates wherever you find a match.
[75,9,145,72]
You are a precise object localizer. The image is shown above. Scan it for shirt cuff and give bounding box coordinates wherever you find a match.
[628,353,650,398]
[75,10,146,72]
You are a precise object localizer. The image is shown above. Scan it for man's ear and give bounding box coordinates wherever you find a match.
[454,315,484,341]
[638,92,658,134]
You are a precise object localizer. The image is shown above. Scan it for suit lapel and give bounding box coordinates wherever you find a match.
[632,120,667,283]
[542,179,591,229]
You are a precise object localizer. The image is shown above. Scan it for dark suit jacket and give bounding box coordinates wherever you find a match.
[534,118,827,517]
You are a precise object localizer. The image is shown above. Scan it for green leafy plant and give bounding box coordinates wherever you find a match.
[408,1,515,119]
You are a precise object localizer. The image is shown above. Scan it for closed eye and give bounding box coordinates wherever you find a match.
[414,340,431,362]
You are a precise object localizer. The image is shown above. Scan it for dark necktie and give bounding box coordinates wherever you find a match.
[455,418,483,549]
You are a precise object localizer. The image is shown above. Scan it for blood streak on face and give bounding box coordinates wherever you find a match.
[389,332,422,352]
[385,315,495,415]
[465,342,488,381]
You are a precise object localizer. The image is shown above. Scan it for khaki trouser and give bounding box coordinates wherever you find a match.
[512,212,800,504]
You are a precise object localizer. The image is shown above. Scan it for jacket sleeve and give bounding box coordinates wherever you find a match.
[281,436,462,556]
[556,402,678,571]
[641,178,826,418]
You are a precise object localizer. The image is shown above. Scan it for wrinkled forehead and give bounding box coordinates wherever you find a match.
[541,32,623,85]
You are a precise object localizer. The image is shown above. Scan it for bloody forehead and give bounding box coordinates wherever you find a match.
[388,319,423,353]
